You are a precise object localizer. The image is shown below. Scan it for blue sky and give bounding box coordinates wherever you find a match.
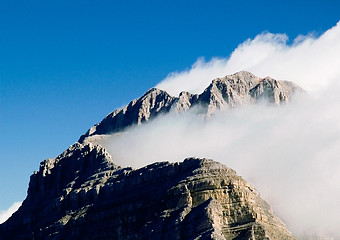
[1,0,339,211]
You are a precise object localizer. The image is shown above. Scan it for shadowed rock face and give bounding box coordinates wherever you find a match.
[0,143,294,240]
[79,71,304,141]
[0,72,301,239]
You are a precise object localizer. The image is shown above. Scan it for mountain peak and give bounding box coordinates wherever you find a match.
[1,71,301,239]
[1,155,295,239]
[142,87,166,96]
[227,70,259,79]
[80,72,303,141]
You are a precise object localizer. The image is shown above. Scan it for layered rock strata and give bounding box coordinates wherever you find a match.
[0,71,302,239]
[1,144,294,239]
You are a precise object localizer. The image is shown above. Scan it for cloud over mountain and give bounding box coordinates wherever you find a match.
[156,21,340,96]
[3,19,340,239]
[99,21,340,239]
[0,202,21,224]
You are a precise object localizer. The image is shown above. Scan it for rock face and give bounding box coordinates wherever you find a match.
[0,147,294,239]
[0,71,301,239]
[79,71,303,141]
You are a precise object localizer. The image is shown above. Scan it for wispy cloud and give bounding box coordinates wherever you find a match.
[156,21,340,96]
[0,202,22,224]
[99,21,340,238]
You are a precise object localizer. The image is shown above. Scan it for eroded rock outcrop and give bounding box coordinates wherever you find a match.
[1,150,294,239]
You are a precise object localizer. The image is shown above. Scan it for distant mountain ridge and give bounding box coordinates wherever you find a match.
[0,71,303,239]
[80,71,303,142]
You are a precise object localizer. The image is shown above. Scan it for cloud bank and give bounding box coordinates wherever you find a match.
[0,202,22,224]
[98,21,340,239]
[156,21,340,96]
[101,88,340,239]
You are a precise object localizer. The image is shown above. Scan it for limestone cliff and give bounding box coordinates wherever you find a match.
[0,143,294,239]
[0,71,302,239]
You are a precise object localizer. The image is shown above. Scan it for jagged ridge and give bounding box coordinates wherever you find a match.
[1,143,294,239]
[0,71,302,240]
[79,71,303,142]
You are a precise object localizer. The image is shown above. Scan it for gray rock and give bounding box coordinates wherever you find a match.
[0,71,301,239]
[0,149,295,239]
[79,71,303,141]
[79,88,176,141]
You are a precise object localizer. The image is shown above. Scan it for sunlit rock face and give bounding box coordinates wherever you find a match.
[0,151,295,239]
[79,71,303,141]
[0,72,302,239]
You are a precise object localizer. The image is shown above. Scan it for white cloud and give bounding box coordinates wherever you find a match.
[98,20,340,239]
[156,21,340,96]
[0,202,22,224]
[100,86,340,238]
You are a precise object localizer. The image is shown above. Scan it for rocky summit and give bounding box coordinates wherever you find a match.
[0,72,302,239]
[0,146,294,240]
[79,71,303,141]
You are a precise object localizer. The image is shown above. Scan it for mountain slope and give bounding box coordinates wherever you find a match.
[0,71,302,239]
[80,71,303,141]
[0,146,294,239]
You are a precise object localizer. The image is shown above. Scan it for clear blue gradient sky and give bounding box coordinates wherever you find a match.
[0,0,339,209]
